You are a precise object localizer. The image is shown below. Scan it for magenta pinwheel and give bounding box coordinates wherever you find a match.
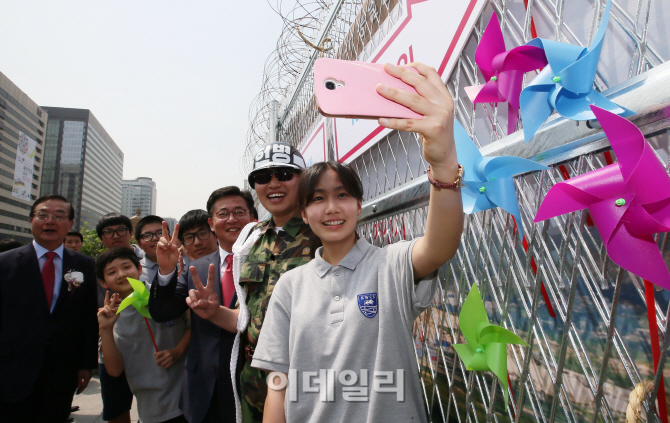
[534,106,670,290]
[464,13,547,135]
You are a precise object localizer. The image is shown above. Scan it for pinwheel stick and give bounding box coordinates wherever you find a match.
[117,277,159,353]
[144,317,159,353]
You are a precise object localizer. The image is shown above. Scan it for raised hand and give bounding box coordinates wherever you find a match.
[377,63,463,280]
[156,221,180,276]
[186,264,221,320]
[98,291,121,330]
[377,63,457,177]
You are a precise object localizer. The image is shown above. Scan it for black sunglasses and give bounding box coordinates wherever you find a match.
[250,168,299,187]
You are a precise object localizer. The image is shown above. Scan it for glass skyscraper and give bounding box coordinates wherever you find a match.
[40,107,124,230]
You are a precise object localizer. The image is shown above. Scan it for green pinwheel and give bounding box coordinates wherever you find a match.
[117,277,151,318]
[453,284,528,408]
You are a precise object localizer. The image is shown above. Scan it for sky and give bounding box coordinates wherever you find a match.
[0,1,287,220]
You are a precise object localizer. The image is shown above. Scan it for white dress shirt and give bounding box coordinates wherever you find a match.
[33,240,65,313]
[218,246,232,275]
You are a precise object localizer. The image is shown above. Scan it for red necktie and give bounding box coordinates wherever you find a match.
[221,254,235,308]
[42,252,57,309]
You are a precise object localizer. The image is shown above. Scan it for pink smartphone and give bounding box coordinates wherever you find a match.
[313,58,423,120]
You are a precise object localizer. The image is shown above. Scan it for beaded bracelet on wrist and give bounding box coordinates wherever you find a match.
[427,164,464,190]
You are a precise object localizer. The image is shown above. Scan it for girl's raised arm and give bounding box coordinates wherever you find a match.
[377,63,464,279]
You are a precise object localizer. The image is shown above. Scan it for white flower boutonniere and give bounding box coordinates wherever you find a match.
[64,270,84,292]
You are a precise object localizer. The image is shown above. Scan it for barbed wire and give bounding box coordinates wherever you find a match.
[242,0,331,175]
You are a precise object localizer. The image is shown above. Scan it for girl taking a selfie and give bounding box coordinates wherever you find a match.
[250,62,464,423]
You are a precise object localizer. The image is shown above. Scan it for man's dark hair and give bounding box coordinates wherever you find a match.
[30,195,75,221]
[95,247,141,281]
[66,231,84,242]
[96,213,133,238]
[134,215,165,241]
[206,186,257,219]
[178,209,211,242]
[0,239,22,253]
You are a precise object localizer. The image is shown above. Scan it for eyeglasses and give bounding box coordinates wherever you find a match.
[250,168,299,186]
[215,208,248,221]
[101,227,130,239]
[35,211,69,221]
[140,230,163,242]
[182,228,212,246]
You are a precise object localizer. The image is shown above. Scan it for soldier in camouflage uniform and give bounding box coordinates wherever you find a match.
[239,217,314,421]
[239,142,317,422]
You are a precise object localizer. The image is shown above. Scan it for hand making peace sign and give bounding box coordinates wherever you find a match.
[185,264,221,320]
[157,220,181,276]
[97,291,122,330]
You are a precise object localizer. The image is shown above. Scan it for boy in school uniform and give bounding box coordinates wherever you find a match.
[178,209,219,262]
[97,213,144,261]
[134,215,168,286]
[97,247,190,423]
[95,212,141,423]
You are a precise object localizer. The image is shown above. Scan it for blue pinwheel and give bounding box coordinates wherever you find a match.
[454,121,548,237]
[519,0,634,143]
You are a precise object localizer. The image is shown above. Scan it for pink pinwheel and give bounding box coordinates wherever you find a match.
[535,106,670,289]
[464,13,547,135]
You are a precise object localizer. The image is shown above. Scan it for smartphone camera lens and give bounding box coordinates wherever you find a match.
[325,81,336,90]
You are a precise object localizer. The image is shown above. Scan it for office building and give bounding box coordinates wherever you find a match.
[121,177,157,218]
[40,107,124,230]
[0,71,47,243]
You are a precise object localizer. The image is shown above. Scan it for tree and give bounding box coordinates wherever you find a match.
[79,223,105,259]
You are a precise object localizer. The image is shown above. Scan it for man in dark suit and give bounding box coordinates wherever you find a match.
[0,195,98,422]
[149,188,256,423]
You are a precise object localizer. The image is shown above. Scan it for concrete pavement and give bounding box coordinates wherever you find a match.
[69,374,139,423]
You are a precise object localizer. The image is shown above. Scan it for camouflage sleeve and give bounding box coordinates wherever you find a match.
[251,274,292,373]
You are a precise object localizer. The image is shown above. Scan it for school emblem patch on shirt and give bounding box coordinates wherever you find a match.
[165,320,174,327]
[357,293,378,318]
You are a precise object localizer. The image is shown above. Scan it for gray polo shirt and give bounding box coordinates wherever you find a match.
[252,238,436,423]
[98,245,147,365]
[114,305,189,423]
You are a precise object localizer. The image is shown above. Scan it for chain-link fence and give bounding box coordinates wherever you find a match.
[246,0,670,421]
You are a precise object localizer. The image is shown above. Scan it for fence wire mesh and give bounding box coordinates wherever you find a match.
[359,135,670,422]
[245,0,670,421]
